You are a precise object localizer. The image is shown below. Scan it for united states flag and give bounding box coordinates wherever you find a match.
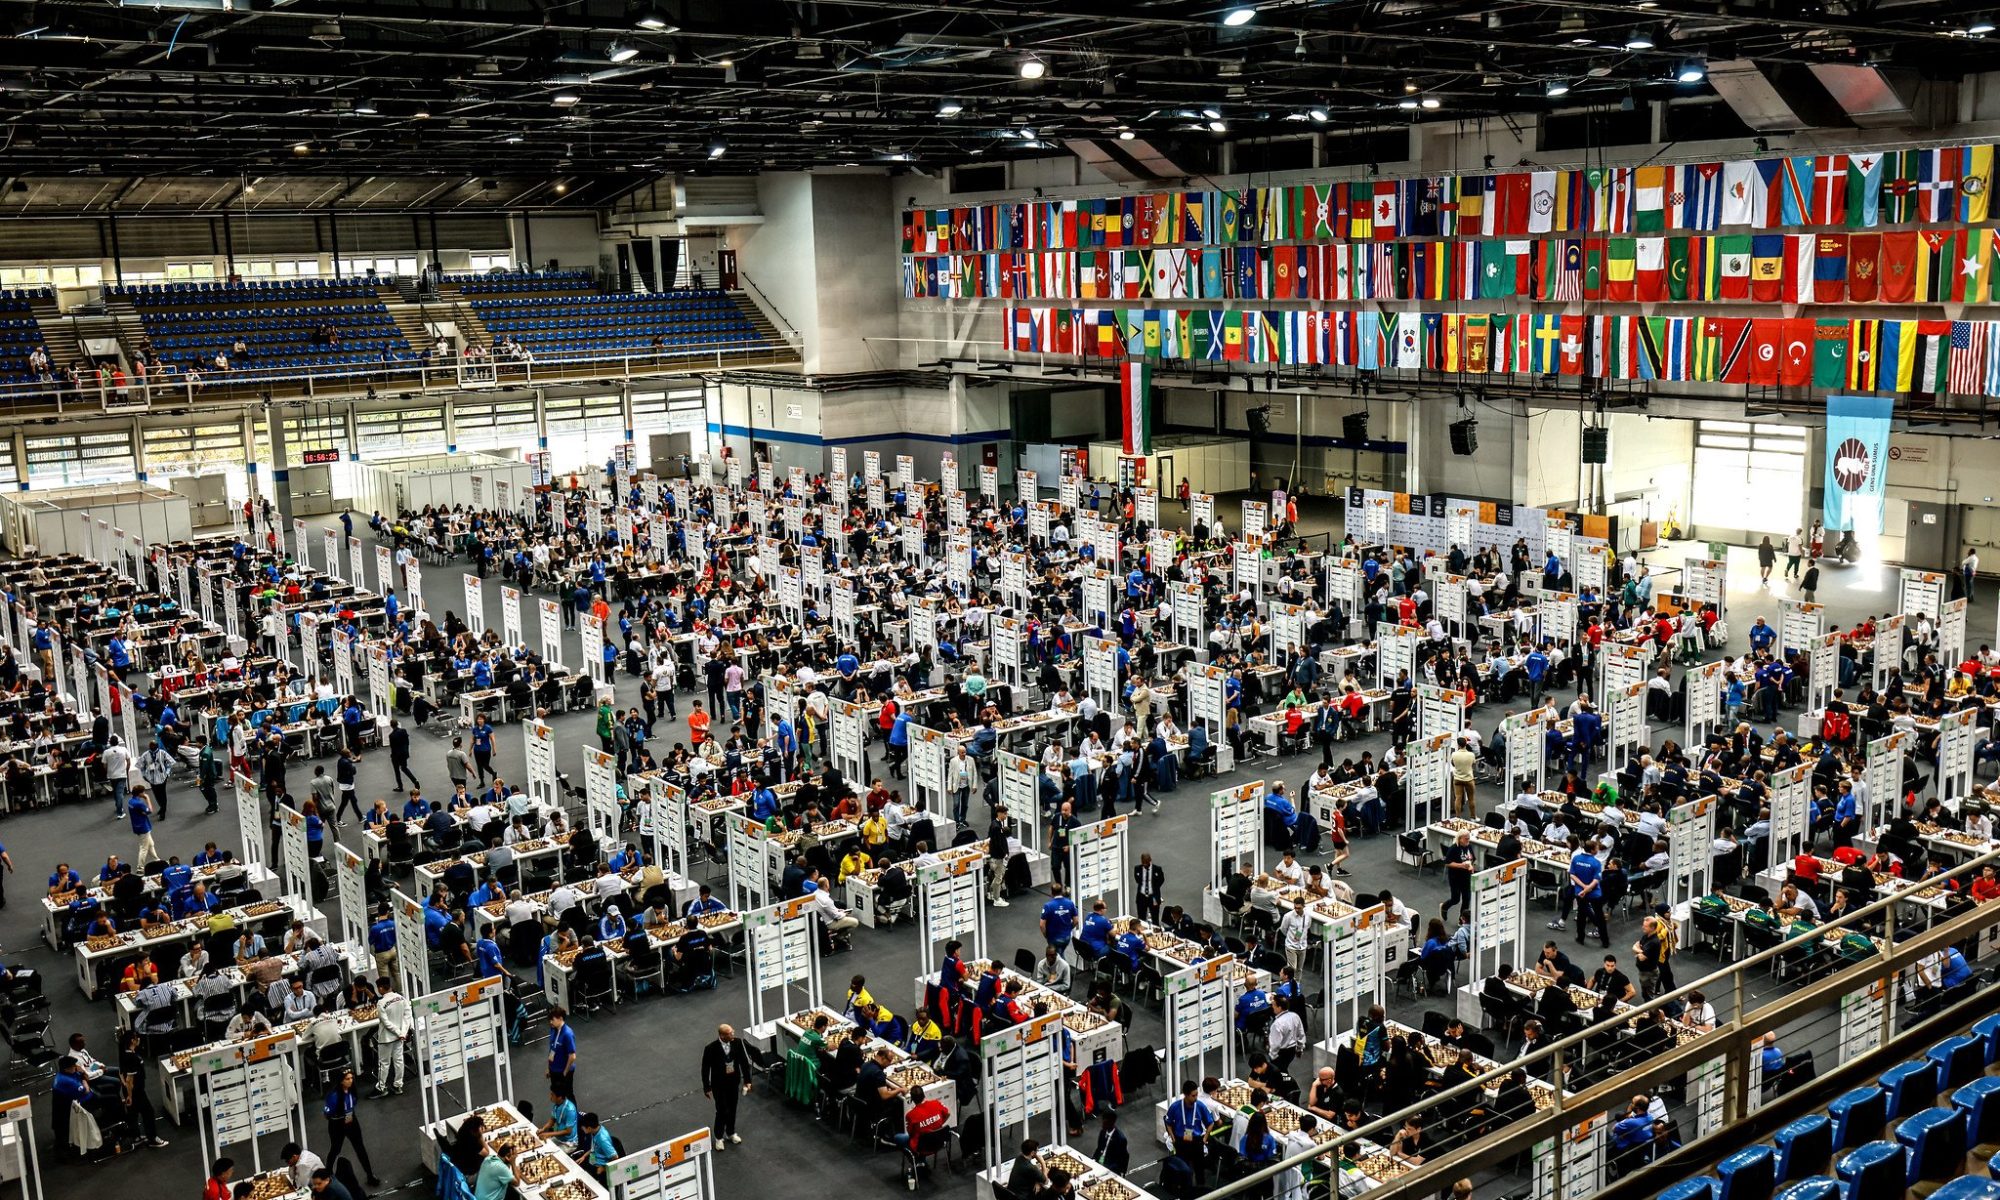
[1948,320,1988,396]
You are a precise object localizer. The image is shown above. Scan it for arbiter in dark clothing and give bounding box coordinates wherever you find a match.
[700,1024,753,1148]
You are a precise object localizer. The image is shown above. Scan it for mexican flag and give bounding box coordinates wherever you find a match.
[1120,360,1153,455]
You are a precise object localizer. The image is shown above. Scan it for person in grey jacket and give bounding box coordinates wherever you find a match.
[137,741,176,817]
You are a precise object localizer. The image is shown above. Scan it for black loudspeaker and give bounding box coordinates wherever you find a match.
[1581,427,1608,464]
[1246,405,1271,435]
[1449,418,1478,456]
[1343,412,1369,442]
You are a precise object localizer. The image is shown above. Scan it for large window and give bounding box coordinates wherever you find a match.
[143,421,244,478]
[25,429,134,485]
[455,397,539,452]
[346,257,418,278]
[242,258,324,278]
[166,261,218,282]
[469,254,514,272]
[0,264,101,289]
[1692,420,1808,539]
[356,404,447,455]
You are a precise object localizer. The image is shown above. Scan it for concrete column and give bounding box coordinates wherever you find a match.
[343,400,359,464]
[268,407,295,530]
[621,381,635,451]
[131,417,147,481]
[444,395,458,454]
[534,388,549,452]
[242,411,259,503]
[11,429,26,491]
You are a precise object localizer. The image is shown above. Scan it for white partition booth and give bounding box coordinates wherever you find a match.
[0,482,192,555]
[348,450,533,516]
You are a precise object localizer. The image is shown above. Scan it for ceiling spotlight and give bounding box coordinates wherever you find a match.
[1676,61,1706,82]
[353,96,379,115]
[554,182,569,194]
[1019,56,1047,79]
[505,135,524,144]
[1397,98,1419,110]
[1200,107,1221,119]
[1403,79,1418,94]
[309,19,343,43]
[1623,28,1655,49]
[413,103,432,119]
[1207,119,1227,132]
[292,142,311,154]
[1545,79,1572,97]
[1420,96,1440,109]
[631,5,676,31]
[938,100,963,116]
[606,39,640,64]
[1970,17,1997,33]
[707,139,728,158]
[1222,6,1257,26]
[1117,129,1135,140]
[1307,107,1329,122]
[553,90,582,105]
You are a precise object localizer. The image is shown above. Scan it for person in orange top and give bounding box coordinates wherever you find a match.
[590,595,611,626]
[1971,865,2000,903]
[687,701,712,745]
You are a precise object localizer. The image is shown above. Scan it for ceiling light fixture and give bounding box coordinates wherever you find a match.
[1397,98,1419,110]
[505,135,523,144]
[1970,17,1997,33]
[413,102,432,119]
[554,182,569,194]
[1222,6,1257,26]
[606,39,640,64]
[1420,96,1441,109]
[1117,130,1135,140]
[707,139,728,158]
[553,90,582,105]
[353,96,379,115]
[309,19,343,43]
[1019,55,1047,79]
[631,5,676,31]
[938,100,963,116]
[1200,107,1221,119]
[1545,79,1572,97]
[1208,119,1227,132]
[1676,60,1706,82]
[1623,28,1655,50]
[292,142,311,154]
[1307,107,1329,122]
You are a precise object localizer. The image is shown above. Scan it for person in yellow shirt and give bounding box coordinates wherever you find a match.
[837,848,873,884]
[907,1006,944,1055]
[860,812,888,851]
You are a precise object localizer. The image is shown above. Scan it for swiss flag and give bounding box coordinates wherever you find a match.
[1779,317,1815,387]
[1558,315,1587,376]
[1748,318,1782,386]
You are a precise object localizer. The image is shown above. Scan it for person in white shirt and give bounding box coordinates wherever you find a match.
[1542,817,1572,845]
[1271,850,1306,887]
[593,864,631,907]
[1634,809,1667,840]
[1512,790,1543,814]
[801,880,857,936]
[548,881,584,918]
[281,979,317,1021]
[503,890,540,928]
[1277,899,1313,973]
[374,979,413,1095]
[1265,995,1307,1071]
[284,1145,327,1191]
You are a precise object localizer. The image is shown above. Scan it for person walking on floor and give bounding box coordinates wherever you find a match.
[129,785,160,864]
[1800,562,1821,604]
[137,741,175,818]
[1784,529,1803,580]
[322,1070,382,1186]
[700,1024,753,1149]
[388,719,419,792]
[1756,536,1776,585]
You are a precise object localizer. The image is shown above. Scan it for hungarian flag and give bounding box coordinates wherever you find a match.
[1750,234,1786,302]
[1780,317,1816,387]
[1813,234,1848,303]
[1880,231,1918,303]
[1847,233,1882,302]
[1748,318,1784,385]
[1717,234,1753,300]
[1811,318,1848,388]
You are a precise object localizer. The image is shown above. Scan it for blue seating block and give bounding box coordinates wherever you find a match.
[1830,1086,1889,1150]
[1773,1179,1842,1200]
[1775,1115,1833,1183]
[1660,1178,1721,1200]
[1719,1145,1777,1200]
[1898,1107,1967,1185]
[1882,1060,1942,1121]
[1837,1141,1905,1200]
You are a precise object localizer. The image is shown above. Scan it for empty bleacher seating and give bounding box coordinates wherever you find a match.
[117,278,411,379]
[0,291,51,385]
[468,288,771,359]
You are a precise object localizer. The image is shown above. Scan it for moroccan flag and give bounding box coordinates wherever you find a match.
[1750,235,1786,302]
[1605,238,1637,301]
[1880,231,1917,303]
[1814,234,1848,303]
[1963,144,1995,224]
[1812,318,1848,388]
[1748,318,1784,385]
[1780,317,1816,387]
[1847,233,1882,302]
[1718,234,1752,300]
[1848,319,1882,391]
[1634,237,1667,302]
[1118,361,1151,453]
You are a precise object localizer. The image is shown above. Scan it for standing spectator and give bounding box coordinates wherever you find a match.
[547,1007,577,1098]
[137,741,176,818]
[373,976,411,1095]
[1965,547,1981,603]
[116,1029,169,1148]
[445,737,472,792]
[129,785,160,865]
[700,1024,753,1149]
[1278,898,1312,974]
[470,714,497,785]
[1442,831,1475,922]
[103,735,132,820]
[321,1069,381,1186]
[388,719,419,792]
[1448,736,1476,818]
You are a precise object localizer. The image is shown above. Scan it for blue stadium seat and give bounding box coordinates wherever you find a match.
[1660,1178,1721,1200]
[1932,1178,2000,1200]
[1774,1115,1833,1182]
[1898,1106,1967,1187]
[1718,1145,1777,1200]
[1935,1036,1989,1091]
[1836,1141,1906,1200]
[1830,1086,1890,1149]
[1960,1078,2000,1157]
[1882,1060,1942,1121]
[1773,1179,1842,1200]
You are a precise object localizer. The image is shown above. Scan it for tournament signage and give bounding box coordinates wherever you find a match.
[1825,394,1894,536]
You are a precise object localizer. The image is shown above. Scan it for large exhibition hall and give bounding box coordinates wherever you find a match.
[0,5,1994,1200]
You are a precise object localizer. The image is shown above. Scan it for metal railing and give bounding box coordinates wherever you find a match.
[1199,843,2000,1200]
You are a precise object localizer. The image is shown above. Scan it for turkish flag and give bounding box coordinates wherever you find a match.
[1847,233,1881,303]
[1748,318,1783,386]
[1879,231,1917,304]
[1779,317,1815,387]
[1558,314,1587,376]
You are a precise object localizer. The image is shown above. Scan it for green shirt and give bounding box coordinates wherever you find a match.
[473,1155,513,1200]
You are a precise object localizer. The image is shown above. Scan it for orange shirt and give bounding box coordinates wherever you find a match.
[687,709,711,743]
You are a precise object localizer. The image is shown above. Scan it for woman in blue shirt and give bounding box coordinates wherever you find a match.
[323,1069,381,1186]
[1237,1110,1280,1167]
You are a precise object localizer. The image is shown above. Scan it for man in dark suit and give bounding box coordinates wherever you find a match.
[1092,1108,1130,1174]
[700,1023,753,1148]
[1132,854,1165,922]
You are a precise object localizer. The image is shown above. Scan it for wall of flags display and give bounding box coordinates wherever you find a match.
[904,142,2000,396]
[990,306,2000,397]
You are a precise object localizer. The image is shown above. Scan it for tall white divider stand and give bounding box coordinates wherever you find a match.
[649,778,691,884]
[907,725,951,814]
[1872,615,1906,690]
[0,1095,44,1200]
[1665,798,1716,912]
[331,630,357,697]
[915,855,987,981]
[829,699,868,783]
[297,613,322,686]
[1416,684,1470,742]
[539,599,565,669]
[581,614,609,688]
[1606,680,1648,775]
[190,1032,307,1178]
[979,1013,1066,1175]
[233,772,267,872]
[1188,665,1230,773]
[1315,905,1389,1057]
[743,894,822,1028]
[348,536,365,588]
[375,546,394,599]
[1804,632,1841,714]
[1375,623,1423,689]
[1777,598,1824,657]
[501,586,523,649]
[332,845,369,953]
[994,752,1048,885]
[583,748,621,846]
[1457,860,1527,1024]
[1404,734,1453,832]
[1941,597,1968,665]
[524,721,559,812]
[365,645,393,729]
[406,559,425,613]
[1155,956,1241,1149]
[464,575,485,635]
[413,976,511,1138]
[293,519,310,569]
[606,1131,715,1200]
[1939,708,1979,804]
[1500,705,1555,797]
[1069,815,1131,913]
[392,888,432,999]
[1767,764,1813,870]
[1684,660,1729,747]
[1597,643,1651,710]
[324,533,340,583]
[1081,635,1119,712]
[1203,782,1263,928]
[725,818,770,915]
[276,803,312,904]
[1864,733,1908,834]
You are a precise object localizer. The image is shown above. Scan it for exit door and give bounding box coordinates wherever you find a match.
[718,250,738,290]
[1904,500,1949,570]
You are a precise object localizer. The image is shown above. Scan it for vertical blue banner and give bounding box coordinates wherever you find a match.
[1823,394,1894,535]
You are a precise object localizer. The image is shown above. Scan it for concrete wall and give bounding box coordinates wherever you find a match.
[731,174,820,367]
[810,175,904,376]
[509,215,602,273]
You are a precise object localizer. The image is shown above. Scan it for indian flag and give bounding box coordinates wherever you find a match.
[1120,360,1153,455]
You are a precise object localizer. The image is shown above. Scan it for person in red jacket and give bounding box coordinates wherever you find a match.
[896,1085,950,1151]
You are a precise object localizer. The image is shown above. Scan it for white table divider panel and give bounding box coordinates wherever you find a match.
[648,516,670,565]
[1684,660,1729,747]
[1387,732,1447,831]
[830,698,868,785]
[587,504,607,544]
[1839,977,1895,1067]
[583,748,621,846]
[1435,573,1468,639]
[412,976,511,1132]
[616,509,636,547]
[728,457,746,490]
[916,854,987,979]
[347,536,364,588]
[1942,597,1967,665]
[234,771,268,872]
[979,464,998,503]
[995,753,1045,857]
[580,614,608,687]
[365,644,392,728]
[1872,615,1906,690]
[1169,583,1204,654]
[1081,570,1114,629]
[1606,679,1649,774]
[323,532,340,582]
[1376,622,1422,689]
[910,595,938,657]
[1146,529,1174,578]
[685,522,708,569]
[519,720,558,815]
[907,724,950,814]
[197,564,217,627]
[1316,905,1390,1051]
[1538,590,1579,648]
[1191,492,1216,536]
[762,678,798,749]
[276,802,312,905]
[1864,732,1908,834]
[116,669,138,758]
[1059,475,1080,513]
[1070,815,1131,913]
[1534,1112,1608,1200]
[392,888,432,999]
[1241,500,1268,540]
[462,575,485,635]
[1939,708,1980,805]
[606,1130,714,1200]
[743,893,823,1028]
[1898,568,1947,628]
[1416,684,1472,743]
[642,778,687,883]
[1233,537,1261,606]
[991,615,1025,690]
[1805,632,1842,714]
[222,585,241,640]
[538,598,565,669]
[725,818,770,915]
[1545,518,1573,575]
[1322,557,1363,640]
[1768,763,1813,867]
[1209,781,1264,892]
[830,578,857,645]
[1575,540,1610,593]
[499,586,522,648]
[333,845,369,953]
[778,565,805,625]
[1001,551,1032,612]
[0,1095,43,1200]
[1081,635,1119,712]
[802,543,826,601]
[374,544,393,599]
[980,1013,1066,1164]
[896,454,914,490]
[1444,503,1475,552]
[1269,603,1309,668]
[1027,502,1052,544]
[1134,485,1158,527]
[289,518,307,568]
[1500,706,1555,796]
[190,1032,307,1178]
[902,512,925,563]
[946,532,973,599]
[69,646,90,716]
[1462,860,1527,1021]
[298,613,322,686]
[1681,556,1727,624]
[1161,955,1240,1115]
[1777,599,1825,658]
[1665,797,1716,911]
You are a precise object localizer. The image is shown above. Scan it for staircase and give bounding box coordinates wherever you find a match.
[385,301,436,354]
[450,298,492,349]
[731,295,791,354]
[28,294,88,373]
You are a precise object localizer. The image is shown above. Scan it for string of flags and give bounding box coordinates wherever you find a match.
[997,305,2000,398]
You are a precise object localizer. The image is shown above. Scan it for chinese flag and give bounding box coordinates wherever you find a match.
[1748,318,1783,386]
[1879,231,1917,304]
[1847,233,1881,303]
[1779,317,1815,387]
[1496,173,1534,235]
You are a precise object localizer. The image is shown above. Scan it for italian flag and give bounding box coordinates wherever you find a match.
[1120,360,1152,455]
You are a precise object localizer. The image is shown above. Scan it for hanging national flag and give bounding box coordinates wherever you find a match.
[1814,234,1848,303]
[1633,166,1668,233]
[1463,314,1492,373]
[1963,144,1995,224]
[1812,318,1848,388]
[1718,234,1753,300]
[1666,236,1696,301]
[1558,314,1588,376]
[1750,234,1786,302]
[1392,313,1422,370]
[1917,229,1964,303]
[1847,233,1882,302]
[1675,163,1724,231]
[1748,318,1784,386]
[1848,319,1882,390]
[1883,150,1922,225]
[1120,360,1153,453]
[1949,321,1991,396]
[1528,171,1559,234]
[1480,240,1516,299]
[1721,160,1767,227]
[1812,155,1848,226]
[1581,237,1607,299]
[1554,239,1584,301]
[1880,231,1917,303]
[1605,237,1637,301]
[1703,316,1750,383]
[1920,147,1961,223]
[1496,173,1534,236]
[1372,181,1400,241]
[1780,156,1815,228]
[1634,237,1667,302]
[1847,152,1884,228]
[1780,317,1816,387]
